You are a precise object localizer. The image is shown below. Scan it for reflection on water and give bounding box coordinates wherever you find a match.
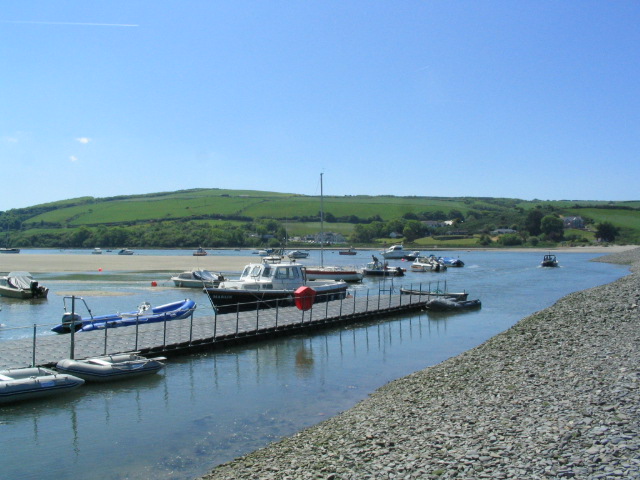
[0,250,630,480]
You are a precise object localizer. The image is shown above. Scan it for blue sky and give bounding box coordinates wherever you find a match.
[2,1,639,211]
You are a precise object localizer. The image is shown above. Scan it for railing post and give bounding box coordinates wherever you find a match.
[135,317,139,351]
[256,303,260,332]
[189,310,194,344]
[163,313,167,348]
[388,284,392,308]
[104,321,108,355]
[70,296,76,360]
[325,293,329,319]
[235,304,240,335]
[367,289,371,312]
[353,290,357,314]
[32,324,37,367]
[213,310,217,340]
[275,302,279,328]
[339,293,343,318]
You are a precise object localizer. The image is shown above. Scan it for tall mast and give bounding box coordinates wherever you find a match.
[320,173,324,267]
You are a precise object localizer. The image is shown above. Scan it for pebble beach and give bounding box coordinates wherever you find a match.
[200,247,640,480]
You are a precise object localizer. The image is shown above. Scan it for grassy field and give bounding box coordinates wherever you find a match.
[5,189,639,247]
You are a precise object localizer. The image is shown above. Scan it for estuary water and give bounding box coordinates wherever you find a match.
[0,249,630,480]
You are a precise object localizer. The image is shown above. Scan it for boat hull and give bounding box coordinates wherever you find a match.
[56,354,165,382]
[0,367,84,404]
[204,283,349,314]
[0,285,49,299]
[51,299,196,333]
[304,267,363,282]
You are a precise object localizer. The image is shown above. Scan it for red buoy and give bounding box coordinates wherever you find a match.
[294,286,316,311]
[151,281,158,287]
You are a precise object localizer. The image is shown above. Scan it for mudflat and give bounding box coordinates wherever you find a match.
[0,253,254,273]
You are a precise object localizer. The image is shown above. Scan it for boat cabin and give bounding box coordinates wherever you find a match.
[236,262,307,290]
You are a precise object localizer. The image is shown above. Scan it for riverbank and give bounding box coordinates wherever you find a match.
[0,245,635,273]
[201,247,640,479]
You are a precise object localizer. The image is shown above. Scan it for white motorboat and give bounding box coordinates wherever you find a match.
[171,269,225,288]
[381,244,406,259]
[0,367,84,404]
[0,247,20,254]
[410,255,447,273]
[118,248,134,255]
[91,247,103,254]
[193,247,208,256]
[0,272,49,299]
[204,260,349,313]
[56,354,166,382]
[287,250,309,259]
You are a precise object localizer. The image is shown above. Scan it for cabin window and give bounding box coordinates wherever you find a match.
[250,265,262,277]
[240,266,251,279]
[261,266,271,277]
[275,267,292,279]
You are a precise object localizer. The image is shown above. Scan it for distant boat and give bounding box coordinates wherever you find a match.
[287,250,309,259]
[171,269,225,288]
[541,254,559,267]
[0,248,20,254]
[381,244,406,259]
[193,247,208,256]
[410,255,447,273]
[92,247,103,255]
[439,256,465,267]
[118,248,134,255]
[338,247,357,255]
[362,258,405,277]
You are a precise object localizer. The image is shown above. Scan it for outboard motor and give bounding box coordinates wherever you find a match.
[60,312,83,332]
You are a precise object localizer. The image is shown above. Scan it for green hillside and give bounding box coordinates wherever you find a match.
[1,189,638,249]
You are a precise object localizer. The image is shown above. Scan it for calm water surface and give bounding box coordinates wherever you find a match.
[0,250,630,479]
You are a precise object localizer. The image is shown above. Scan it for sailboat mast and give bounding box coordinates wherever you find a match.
[320,173,324,267]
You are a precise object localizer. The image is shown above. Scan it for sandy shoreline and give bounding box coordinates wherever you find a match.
[0,245,635,274]
[0,253,255,274]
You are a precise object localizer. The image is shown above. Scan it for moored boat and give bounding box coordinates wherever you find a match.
[118,248,134,255]
[56,354,166,382]
[0,247,20,254]
[204,260,349,313]
[91,247,103,254]
[440,256,465,267]
[399,287,468,301]
[287,250,309,259]
[410,255,447,272]
[193,247,208,256]
[304,265,363,282]
[171,269,225,288]
[381,244,406,259]
[0,272,49,299]
[362,257,405,277]
[425,297,481,312]
[0,367,84,404]
[338,247,357,255]
[51,297,196,333]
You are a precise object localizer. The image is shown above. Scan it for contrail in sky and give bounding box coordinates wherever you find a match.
[2,20,138,27]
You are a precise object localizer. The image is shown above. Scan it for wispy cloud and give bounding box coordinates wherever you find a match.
[2,20,138,27]
[70,156,79,162]
[76,137,91,144]
[2,136,19,143]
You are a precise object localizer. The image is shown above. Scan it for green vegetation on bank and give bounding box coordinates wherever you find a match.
[1,188,638,249]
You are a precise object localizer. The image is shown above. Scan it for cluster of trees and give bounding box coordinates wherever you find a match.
[3,201,624,248]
